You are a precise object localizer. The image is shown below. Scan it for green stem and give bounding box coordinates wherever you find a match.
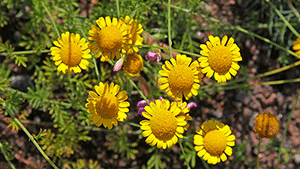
[178,139,191,169]
[266,0,300,38]
[116,0,120,18]
[131,44,202,58]
[256,138,262,169]
[167,0,173,58]
[76,22,101,82]
[288,0,300,22]
[7,112,58,169]
[276,92,300,169]
[126,76,150,105]
[168,4,300,60]
[0,50,50,56]
[0,142,15,169]
[123,121,141,128]
[42,1,60,38]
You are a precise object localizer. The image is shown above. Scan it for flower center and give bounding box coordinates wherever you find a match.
[150,109,178,141]
[60,41,82,67]
[98,26,123,52]
[95,93,119,119]
[203,130,227,156]
[208,45,232,74]
[168,65,194,92]
[124,54,143,74]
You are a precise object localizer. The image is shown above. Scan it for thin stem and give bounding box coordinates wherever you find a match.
[123,121,141,128]
[276,92,300,169]
[256,138,262,169]
[266,0,300,38]
[7,112,58,169]
[76,22,101,82]
[0,50,50,56]
[131,44,202,58]
[168,4,300,60]
[0,142,16,169]
[127,76,150,105]
[42,1,60,38]
[116,0,120,18]
[167,0,173,58]
[178,139,191,169]
[288,0,300,22]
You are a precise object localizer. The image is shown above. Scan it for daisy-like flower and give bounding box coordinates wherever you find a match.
[85,82,130,129]
[140,99,187,149]
[50,32,91,74]
[198,35,242,83]
[158,54,202,102]
[120,16,144,54]
[88,16,131,62]
[194,120,235,165]
[254,112,279,139]
[292,38,300,56]
[123,53,144,77]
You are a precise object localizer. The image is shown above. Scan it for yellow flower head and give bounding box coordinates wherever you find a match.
[88,16,132,62]
[254,112,279,139]
[292,38,300,56]
[85,82,130,129]
[198,35,242,83]
[158,54,202,102]
[123,53,144,77]
[50,31,91,74]
[140,99,187,149]
[194,120,235,165]
[120,16,144,54]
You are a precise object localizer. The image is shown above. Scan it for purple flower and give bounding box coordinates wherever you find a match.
[137,97,163,117]
[145,51,161,63]
[187,102,197,108]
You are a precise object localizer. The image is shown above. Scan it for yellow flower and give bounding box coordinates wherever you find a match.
[88,16,131,62]
[85,82,130,129]
[120,16,144,54]
[194,120,235,165]
[198,35,242,83]
[254,112,279,139]
[158,54,202,102]
[140,99,187,149]
[292,38,300,56]
[123,53,144,77]
[50,32,91,74]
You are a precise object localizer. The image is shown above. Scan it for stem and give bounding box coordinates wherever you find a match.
[0,50,50,56]
[126,76,150,105]
[0,142,16,169]
[42,1,60,38]
[131,44,202,58]
[266,0,300,38]
[276,92,300,168]
[168,4,300,60]
[123,121,141,128]
[7,112,58,169]
[256,138,262,169]
[178,139,191,169]
[116,0,120,18]
[167,0,173,58]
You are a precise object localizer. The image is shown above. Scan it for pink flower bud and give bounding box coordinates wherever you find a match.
[187,102,197,108]
[113,58,124,72]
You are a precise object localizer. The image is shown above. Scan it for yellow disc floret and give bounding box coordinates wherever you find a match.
[254,112,279,138]
[150,109,178,141]
[203,130,227,156]
[168,65,194,92]
[208,45,232,74]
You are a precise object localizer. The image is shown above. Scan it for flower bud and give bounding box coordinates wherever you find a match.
[113,57,124,72]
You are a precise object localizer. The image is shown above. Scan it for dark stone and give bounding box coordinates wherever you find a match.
[10,75,33,92]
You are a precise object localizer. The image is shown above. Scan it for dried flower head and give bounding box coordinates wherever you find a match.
[254,112,279,139]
